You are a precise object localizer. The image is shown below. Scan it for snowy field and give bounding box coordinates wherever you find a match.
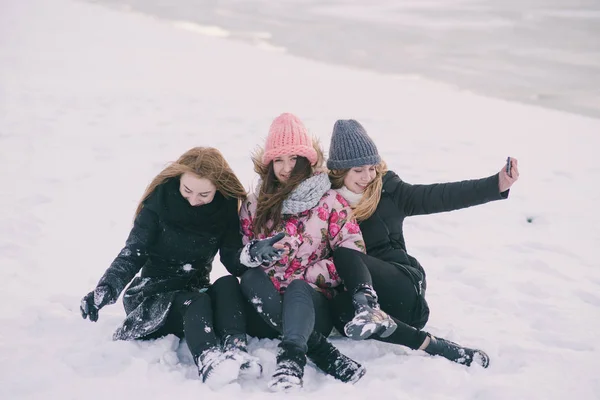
[1,0,599,399]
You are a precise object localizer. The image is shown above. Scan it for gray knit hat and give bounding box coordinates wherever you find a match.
[327,119,381,170]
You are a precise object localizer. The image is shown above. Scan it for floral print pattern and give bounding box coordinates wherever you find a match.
[240,190,366,297]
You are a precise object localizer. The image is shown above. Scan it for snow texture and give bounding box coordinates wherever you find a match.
[1,0,599,399]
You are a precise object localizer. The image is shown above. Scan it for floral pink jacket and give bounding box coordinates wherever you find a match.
[240,190,366,297]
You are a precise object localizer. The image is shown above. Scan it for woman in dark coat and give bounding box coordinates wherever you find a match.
[325,119,520,368]
[80,147,278,389]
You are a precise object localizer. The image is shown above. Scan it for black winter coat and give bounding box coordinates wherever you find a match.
[358,171,508,328]
[95,178,244,340]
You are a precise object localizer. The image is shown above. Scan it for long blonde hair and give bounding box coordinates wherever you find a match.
[329,160,387,222]
[134,147,247,219]
[251,137,325,236]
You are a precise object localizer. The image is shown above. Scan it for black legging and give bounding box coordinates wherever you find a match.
[240,268,333,352]
[331,247,428,350]
[144,275,246,359]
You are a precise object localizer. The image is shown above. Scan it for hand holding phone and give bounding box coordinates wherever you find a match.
[506,157,512,178]
[499,156,519,192]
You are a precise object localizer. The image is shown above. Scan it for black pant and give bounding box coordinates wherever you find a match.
[240,268,333,353]
[144,275,246,359]
[331,247,428,350]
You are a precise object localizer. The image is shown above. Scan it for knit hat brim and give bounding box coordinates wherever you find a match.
[326,153,381,170]
[263,144,318,166]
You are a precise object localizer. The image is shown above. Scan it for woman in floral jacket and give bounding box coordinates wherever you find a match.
[232,113,368,392]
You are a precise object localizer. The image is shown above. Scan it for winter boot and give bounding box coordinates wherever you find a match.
[423,335,490,368]
[222,333,263,380]
[267,342,307,392]
[197,346,242,390]
[344,284,397,340]
[307,332,366,383]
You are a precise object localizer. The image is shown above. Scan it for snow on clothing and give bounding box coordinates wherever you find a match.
[331,248,428,350]
[332,170,509,332]
[237,173,366,298]
[144,276,247,359]
[94,178,246,341]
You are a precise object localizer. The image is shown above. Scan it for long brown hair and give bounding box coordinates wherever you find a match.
[329,160,388,222]
[251,137,325,236]
[134,147,246,219]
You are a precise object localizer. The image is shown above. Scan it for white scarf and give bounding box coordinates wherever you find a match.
[335,186,363,207]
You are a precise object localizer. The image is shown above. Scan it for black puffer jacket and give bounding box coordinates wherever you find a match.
[95,178,245,340]
[358,171,508,327]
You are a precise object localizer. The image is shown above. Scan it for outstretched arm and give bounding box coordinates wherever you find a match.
[384,158,520,217]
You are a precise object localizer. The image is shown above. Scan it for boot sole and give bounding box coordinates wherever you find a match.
[350,365,367,384]
[268,376,303,392]
[473,350,490,368]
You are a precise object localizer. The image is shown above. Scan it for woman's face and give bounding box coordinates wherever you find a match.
[272,154,297,183]
[179,172,217,206]
[343,165,377,194]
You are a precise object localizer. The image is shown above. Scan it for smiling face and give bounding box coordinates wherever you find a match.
[343,165,377,193]
[179,172,217,206]
[272,154,298,183]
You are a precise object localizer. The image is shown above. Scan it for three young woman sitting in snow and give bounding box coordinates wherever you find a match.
[81,113,519,391]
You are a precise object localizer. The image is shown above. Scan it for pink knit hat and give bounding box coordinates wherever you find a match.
[262,113,318,166]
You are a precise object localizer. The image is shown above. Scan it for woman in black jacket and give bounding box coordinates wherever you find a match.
[80,147,278,389]
[326,119,520,368]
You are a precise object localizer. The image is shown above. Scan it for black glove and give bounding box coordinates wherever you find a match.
[80,285,113,322]
[249,232,285,264]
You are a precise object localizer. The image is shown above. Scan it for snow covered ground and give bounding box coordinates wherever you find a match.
[1,0,599,398]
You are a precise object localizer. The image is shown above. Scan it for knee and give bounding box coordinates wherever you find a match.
[212,274,240,291]
[284,279,314,301]
[333,246,356,263]
[240,267,265,290]
[286,279,312,293]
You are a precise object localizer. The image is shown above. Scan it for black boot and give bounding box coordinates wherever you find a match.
[424,335,490,368]
[222,333,263,379]
[268,342,307,392]
[344,284,397,340]
[307,332,366,383]
[197,346,242,390]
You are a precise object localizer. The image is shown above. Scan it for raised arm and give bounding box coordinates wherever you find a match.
[383,171,508,217]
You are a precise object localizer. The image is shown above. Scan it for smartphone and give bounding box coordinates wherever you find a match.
[506,157,512,178]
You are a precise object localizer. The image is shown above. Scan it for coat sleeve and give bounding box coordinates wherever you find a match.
[218,200,249,277]
[96,206,159,302]
[239,196,257,244]
[328,193,367,253]
[303,193,367,289]
[383,171,508,217]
